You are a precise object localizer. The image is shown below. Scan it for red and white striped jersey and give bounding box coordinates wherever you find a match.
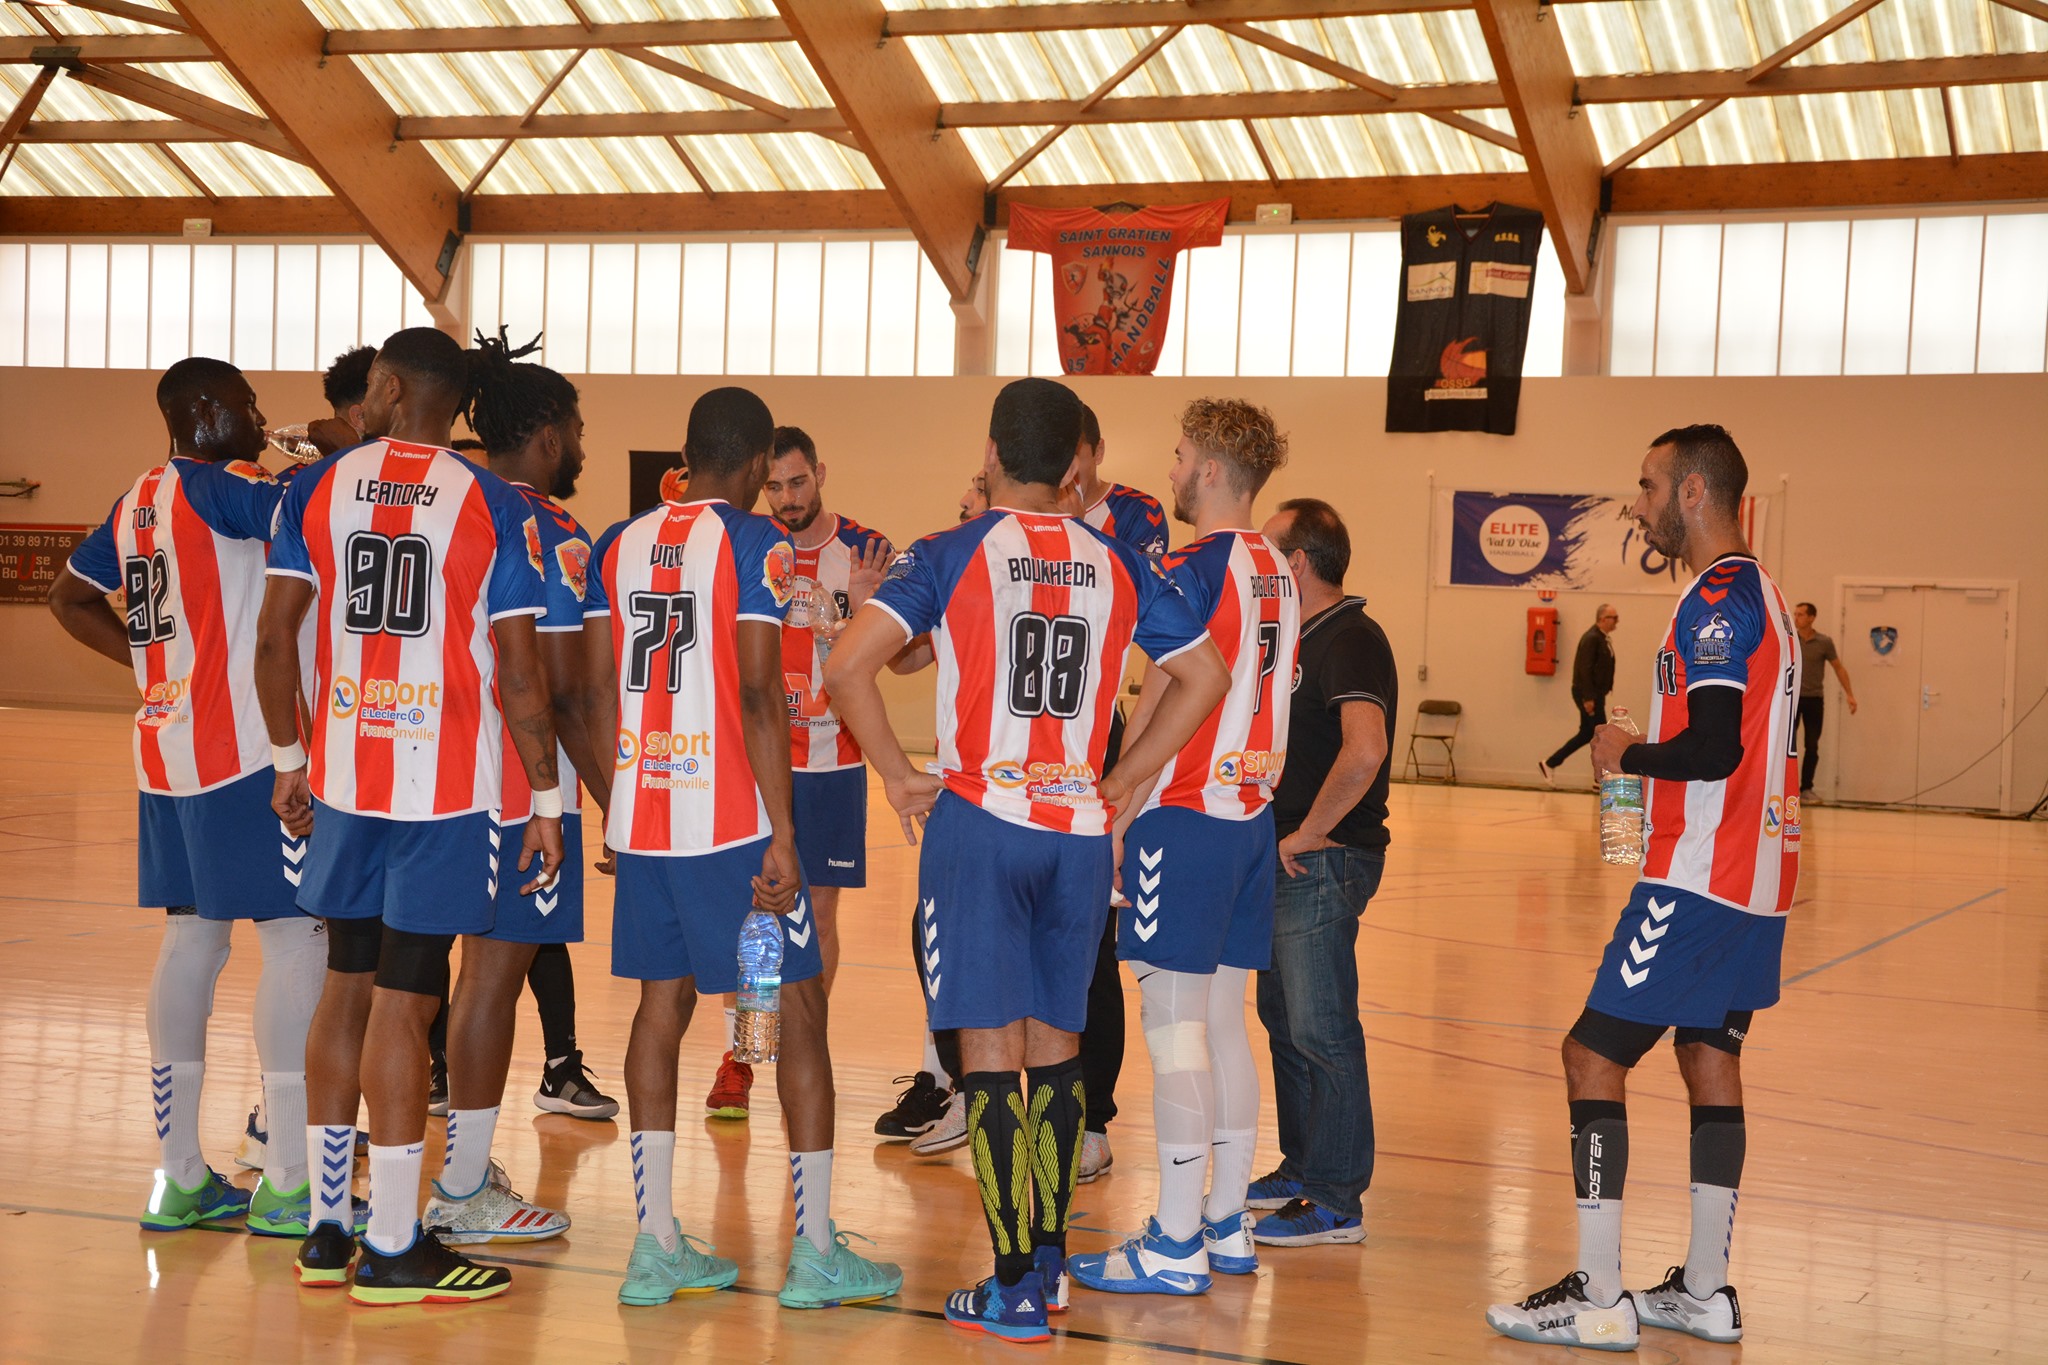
[1082,482,1168,560]
[1142,531,1300,820]
[268,439,547,821]
[498,483,609,823]
[69,457,285,796]
[868,509,1207,836]
[1641,554,1802,916]
[783,513,890,772]
[594,499,796,856]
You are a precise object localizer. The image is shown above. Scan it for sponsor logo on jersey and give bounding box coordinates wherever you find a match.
[1213,748,1284,788]
[1407,261,1456,302]
[786,671,832,721]
[1426,224,1447,248]
[764,539,796,608]
[329,676,441,736]
[1060,261,1089,295]
[884,548,918,583]
[139,674,191,725]
[1764,796,1783,838]
[1691,611,1734,666]
[555,538,590,602]
[1468,261,1532,299]
[615,729,639,769]
[222,459,277,484]
[522,516,545,577]
[633,728,714,790]
[985,758,1097,805]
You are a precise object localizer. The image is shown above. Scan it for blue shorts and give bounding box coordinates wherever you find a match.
[138,767,301,921]
[297,800,501,937]
[481,817,584,945]
[611,838,824,991]
[1117,805,1276,973]
[916,790,1113,1033]
[793,767,867,888]
[1585,883,1787,1029]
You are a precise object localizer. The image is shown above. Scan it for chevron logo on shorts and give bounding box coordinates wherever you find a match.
[486,825,502,900]
[279,823,308,887]
[535,884,559,917]
[1133,847,1163,942]
[921,897,941,999]
[1619,896,1676,988]
[787,896,813,949]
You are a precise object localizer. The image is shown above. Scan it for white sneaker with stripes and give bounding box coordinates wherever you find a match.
[425,1164,569,1244]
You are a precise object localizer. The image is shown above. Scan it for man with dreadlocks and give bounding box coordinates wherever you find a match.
[413,332,621,1246]
[256,326,564,1304]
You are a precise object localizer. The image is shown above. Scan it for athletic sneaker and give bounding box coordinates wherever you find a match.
[705,1051,752,1120]
[1537,760,1556,787]
[424,1171,570,1243]
[534,1049,620,1120]
[944,1270,1050,1343]
[1034,1244,1069,1313]
[909,1091,967,1155]
[1251,1198,1366,1246]
[247,1178,368,1238]
[618,1219,739,1305]
[1077,1130,1113,1183]
[777,1224,903,1308]
[427,1056,449,1118]
[139,1167,250,1231]
[1202,1209,1259,1275]
[874,1071,951,1141]
[349,1225,511,1306]
[1635,1265,1743,1342]
[295,1222,357,1286]
[1069,1217,1211,1296]
[1244,1169,1301,1209]
[1486,1271,1639,1352]
[234,1102,267,1171]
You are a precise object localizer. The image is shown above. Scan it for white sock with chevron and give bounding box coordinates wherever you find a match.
[145,912,230,1190]
[440,1107,499,1198]
[156,1062,207,1189]
[366,1141,424,1255]
[310,1125,355,1231]
[790,1150,835,1254]
[631,1130,678,1253]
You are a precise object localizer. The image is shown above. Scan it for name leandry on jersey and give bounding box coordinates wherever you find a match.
[354,478,438,508]
[1008,556,1098,589]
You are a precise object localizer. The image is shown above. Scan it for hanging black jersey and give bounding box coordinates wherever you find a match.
[1386,203,1545,436]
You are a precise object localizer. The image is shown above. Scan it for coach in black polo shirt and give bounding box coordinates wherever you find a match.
[1243,497,1396,1249]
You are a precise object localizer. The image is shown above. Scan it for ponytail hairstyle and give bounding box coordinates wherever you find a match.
[466,327,580,457]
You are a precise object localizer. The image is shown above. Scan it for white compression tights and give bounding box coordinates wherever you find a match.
[1136,964,1260,1239]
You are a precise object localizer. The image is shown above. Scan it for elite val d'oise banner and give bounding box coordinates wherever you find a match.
[1436,490,1768,594]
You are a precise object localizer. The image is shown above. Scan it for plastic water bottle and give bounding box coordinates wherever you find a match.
[734,910,782,1064]
[788,574,844,669]
[1599,707,1645,865]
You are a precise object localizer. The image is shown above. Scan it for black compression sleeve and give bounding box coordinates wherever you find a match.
[1619,684,1745,782]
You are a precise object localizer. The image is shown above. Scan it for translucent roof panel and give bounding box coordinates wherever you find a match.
[0,2,183,37]
[305,0,778,26]
[2,143,191,196]
[1559,0,2048,75]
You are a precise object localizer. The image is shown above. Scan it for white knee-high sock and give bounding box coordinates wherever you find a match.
[631,1131,678,1252]
[1204,967,1260,1221]
[440,1107,500,1199]
[154,1062,207,1189]
[366,1141,424,1255]
[263,1074,309,1192]
[253,915,323,1193]
[723,1008,736,1052]
[791,1150,835,1254]
[146,914,231,1188]
[310,1124,355,1231]
[1138,966,1215,1242]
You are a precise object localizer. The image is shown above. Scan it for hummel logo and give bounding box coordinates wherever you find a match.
[827,858,856,868]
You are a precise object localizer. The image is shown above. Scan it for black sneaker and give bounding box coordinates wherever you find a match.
[349,1225,511,1305]
[534,1049,620,1120]
[295,1221,358,1288]
[428,1052,449,1118]
[874,1071,952,1141]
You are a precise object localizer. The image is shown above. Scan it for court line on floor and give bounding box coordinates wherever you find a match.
[1781,887,2007,986]
[0,1202,1311,1365]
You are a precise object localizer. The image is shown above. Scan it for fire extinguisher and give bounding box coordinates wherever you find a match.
[1527,606,1559,676]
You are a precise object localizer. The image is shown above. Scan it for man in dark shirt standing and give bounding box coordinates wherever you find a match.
[1244,498,1396,1248]
[1540,604,1618,786]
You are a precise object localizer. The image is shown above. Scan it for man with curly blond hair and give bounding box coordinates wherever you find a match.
[1071,399,1303,1297]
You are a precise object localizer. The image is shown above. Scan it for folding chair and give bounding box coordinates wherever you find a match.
[1404,699,1462,784]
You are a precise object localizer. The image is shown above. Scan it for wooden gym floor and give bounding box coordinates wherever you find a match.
[1,705,2043,1364]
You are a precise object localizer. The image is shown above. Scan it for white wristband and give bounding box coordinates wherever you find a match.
[530,786,564,819]
[271,742,307,773]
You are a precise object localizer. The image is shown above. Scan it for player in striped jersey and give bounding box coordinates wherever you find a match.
[1075,402,1168,560]
[256,328,565,1306]
[825,378,1229,1342]
[51,358,330,1237]
[590,387,901,1311]
[1072,398,1299,1299]
[1489,426,1797,1352]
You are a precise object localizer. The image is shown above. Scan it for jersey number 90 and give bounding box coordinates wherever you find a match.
[344,532,433,637]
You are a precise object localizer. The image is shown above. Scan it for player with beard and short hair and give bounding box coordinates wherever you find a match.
[306,345,376,458]
[1488,424,1798,1352]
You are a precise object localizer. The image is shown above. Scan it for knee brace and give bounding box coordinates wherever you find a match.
[1137,966,1214,1075]
[324,915,382,975]
[1144,1020,1210,1075]
[374,924,455,998]
[1569,1006,1667,1069]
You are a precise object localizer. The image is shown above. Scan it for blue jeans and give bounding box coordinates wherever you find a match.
[1256,845,1384,1219]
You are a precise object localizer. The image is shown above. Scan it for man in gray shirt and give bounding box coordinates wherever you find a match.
[1793,601,1858,799]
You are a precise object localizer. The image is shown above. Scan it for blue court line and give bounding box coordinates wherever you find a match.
[1781,887,2007,987]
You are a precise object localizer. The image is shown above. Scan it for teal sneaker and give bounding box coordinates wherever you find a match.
[139,1167,250,1231]
[246,1178,369,1238]
[618,1219,740,1305]
[778,1223,902,1308]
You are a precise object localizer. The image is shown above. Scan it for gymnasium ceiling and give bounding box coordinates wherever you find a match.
[0,0,2043,314]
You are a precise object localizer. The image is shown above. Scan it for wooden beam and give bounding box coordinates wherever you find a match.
[886,1,1469,37]
[169,0,463,319]
[1602,98,1724,177]
[0,194,359,234]
[998,173,1536,225]
[1579,52,2048,103]
[396,109,847,140]
[775,0,987,301]
[322,19,789,55]
[155,142,216,200]
[987,25,1184,191]
[19,118,228,142]
[0,65,58,149]
[944,86,1500,127]
[462,49,584,199]
[0,34,212,61]
[663,135,715,197]
[62,63,301,161]
[615,46,793,122]
[42,0,189,30]
[1473,0,1603,294]
[1610,153,2048,213]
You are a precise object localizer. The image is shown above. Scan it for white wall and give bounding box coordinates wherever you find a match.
[4,369,2043,810]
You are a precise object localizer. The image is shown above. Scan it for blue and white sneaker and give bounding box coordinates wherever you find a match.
[1251,1198,1366,1247]
[1487,1271,1639,1351]
[1069,1217,1211,1296]
[1202,1209,1259,1274]
[1245,1169,1301,1210]
[944,1270,1051,1343]
[1033,1244,1069,1313]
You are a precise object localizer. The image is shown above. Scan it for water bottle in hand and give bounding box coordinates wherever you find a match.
[788,574,844,669]
[734,910,783,1064]
[1599,707,1645,865]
